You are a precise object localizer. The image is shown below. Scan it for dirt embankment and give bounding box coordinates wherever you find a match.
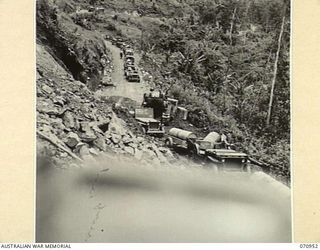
[36,0,109,88]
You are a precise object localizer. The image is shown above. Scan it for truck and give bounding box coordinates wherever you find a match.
[135,108,165,136]
[124,48,134,56]
[124,55,135,64]
[124,65,140,82]
[126,71,141,82]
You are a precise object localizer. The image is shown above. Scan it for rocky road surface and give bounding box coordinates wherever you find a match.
[96,40,150,104]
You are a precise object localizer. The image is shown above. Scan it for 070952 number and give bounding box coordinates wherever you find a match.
[300,244,319,248]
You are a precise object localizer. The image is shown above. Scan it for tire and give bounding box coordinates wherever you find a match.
[141,126,146,134]
[165,138,173,148]
[189,143,200,156]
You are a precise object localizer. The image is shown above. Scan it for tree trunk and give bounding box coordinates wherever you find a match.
[229,6,237,45]
[266,14,286,126]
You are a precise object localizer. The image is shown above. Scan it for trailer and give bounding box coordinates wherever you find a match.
[164,128,197,150]
[205,148,250,172]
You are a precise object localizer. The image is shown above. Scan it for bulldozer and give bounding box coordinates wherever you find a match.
[142,89,178,125]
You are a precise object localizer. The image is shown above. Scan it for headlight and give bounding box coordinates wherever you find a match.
[221,159,225,163]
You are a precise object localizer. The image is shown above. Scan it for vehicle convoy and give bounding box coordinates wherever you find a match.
[118,45,141,83]
[165,128,250,171]
[134,108,165,136]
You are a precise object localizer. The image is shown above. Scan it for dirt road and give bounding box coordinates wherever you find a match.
[96,40,150,104]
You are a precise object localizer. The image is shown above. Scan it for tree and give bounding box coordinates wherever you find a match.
[266,9,286,126]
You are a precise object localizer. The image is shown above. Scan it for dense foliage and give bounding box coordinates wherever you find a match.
[137,0,291,182]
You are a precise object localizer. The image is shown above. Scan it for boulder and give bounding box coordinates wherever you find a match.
[105,131,112,139]
[53,96,66,107]
[76,143,90,158]
[79,131,97,143]
[89,148,99,156]
[111,133,122,144]
[122,135,133,145]
[65,132,80,149]
[128,142,138,149]
[42,84,53,95]
[93,136,106,151]
[51,118,66,131]
[123,146,135,155]
[118,141,125,149]
[79,122,97,142]
[137,137,144,144]
[62,110,75,128]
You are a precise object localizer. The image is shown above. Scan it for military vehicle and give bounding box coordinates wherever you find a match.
[142,90,167,120]
[127,71,141,82]
[134,108,165,136]
[124,48,134,56]
[124,55,135,64]
[124,60,134,71]
[124,65,137,75]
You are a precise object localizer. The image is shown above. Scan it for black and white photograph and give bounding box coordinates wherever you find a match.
[36,0,291,242]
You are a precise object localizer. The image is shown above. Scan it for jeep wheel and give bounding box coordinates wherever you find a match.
[165,138,173,148]
[141,127,146,134]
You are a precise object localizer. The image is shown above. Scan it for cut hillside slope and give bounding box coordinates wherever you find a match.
[37,0,109,88]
